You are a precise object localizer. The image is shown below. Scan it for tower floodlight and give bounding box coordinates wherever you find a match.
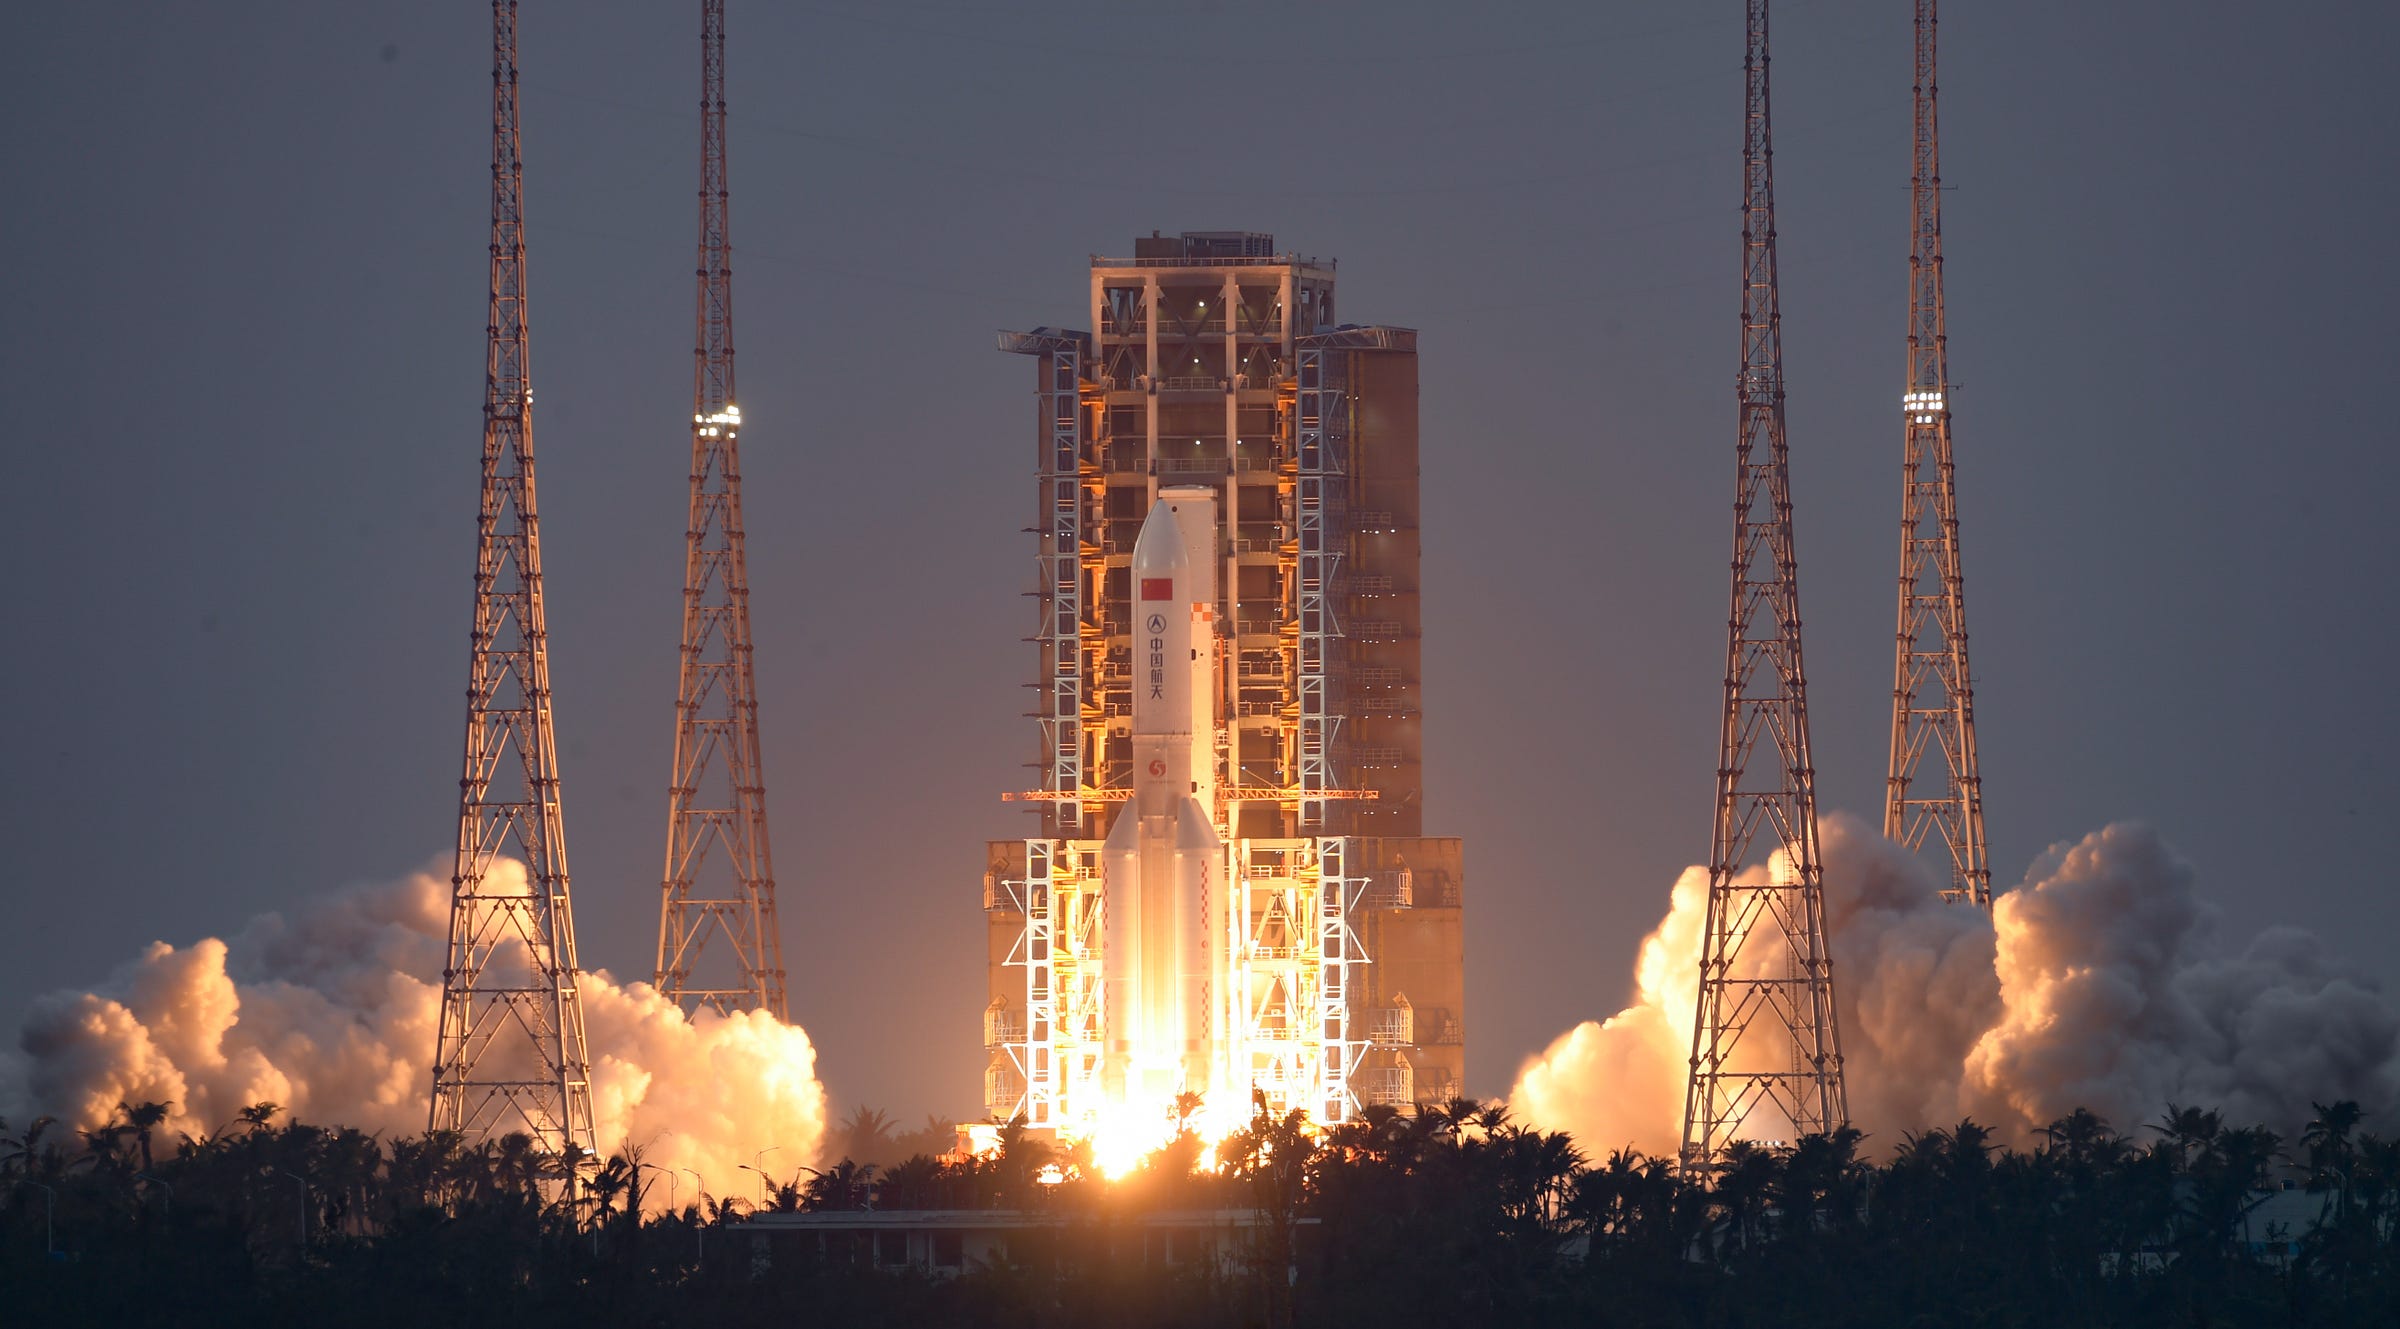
[655,0,788,1017]
[1884,0,1992,909]
[429,0,598,1162]
[1681,0,1849,1171]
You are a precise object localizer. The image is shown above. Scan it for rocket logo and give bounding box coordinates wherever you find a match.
[1148,759,1167,778]
[1141,577,1173,601]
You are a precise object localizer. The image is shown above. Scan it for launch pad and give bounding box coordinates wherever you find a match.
[984,236,1465,1154]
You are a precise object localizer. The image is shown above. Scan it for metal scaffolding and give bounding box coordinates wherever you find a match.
[985,237,1460,1135]
[999,328,1098,839]
[1312,836,1371,1123]
[1885,0,1992,909]
[1681,0,1848,1170]
[1292,338,1349,834]
[429,0,597,1164]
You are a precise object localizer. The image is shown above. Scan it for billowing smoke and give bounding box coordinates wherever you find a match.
[1512,815,2400,1153]
[0,861,827,1208]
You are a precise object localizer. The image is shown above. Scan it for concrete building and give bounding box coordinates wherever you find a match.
[985,232,1464,1139]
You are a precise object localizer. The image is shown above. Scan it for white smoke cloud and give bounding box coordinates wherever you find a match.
[1512,815,2400,1153]
[1505,865,1705,1157]
[1960,823,2400,1137]
[0,862,827,1209]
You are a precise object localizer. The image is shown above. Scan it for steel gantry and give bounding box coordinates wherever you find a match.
[429,0,598,1164]
[1681,0,1848,1172]
[985,239,1459,1138]
[1884,0,1992,909]
[998,327,1100,840]
[656,0,789,1018]
[1291,336,1349,834]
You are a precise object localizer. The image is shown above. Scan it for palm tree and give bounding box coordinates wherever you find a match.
[1779,1127,1866,1235]
[1172,1090,1206,1133]
[1569,1147,1647,1251]
[874,1154,948,1211]
[115,1098,174,1170]
[2038,1107,2121,1171]
[490,1131,543,1200]
[835,1105,897,1167]
[802,1159,878,1212]
[317,1126,382,1236]
[2171,1123,2282,1271]
[988,1113,1053,1206]
[2349,1133,2400,1240]
[2150,1102,2223,1170]
[586,1153,635,1228]
[891,1112,959,1161]
[1,1116,59,1178]
[1711,1140,1779,1257]
[2302,1100,2365,1220]
[78,1111,132,1176]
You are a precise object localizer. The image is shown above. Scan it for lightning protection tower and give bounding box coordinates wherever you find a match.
[655,0,788,1018]
[430,0,599,1163]
[1884,0,1991,908]
[1681,0,1848,1171]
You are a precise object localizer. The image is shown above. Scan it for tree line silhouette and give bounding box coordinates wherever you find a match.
[4,1095,2395,1326]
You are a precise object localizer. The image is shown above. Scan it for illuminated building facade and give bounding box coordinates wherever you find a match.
[984,233,1465,1144]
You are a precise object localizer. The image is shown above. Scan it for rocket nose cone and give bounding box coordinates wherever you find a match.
[1104,798,1139,850]
[1174,796,1221,852]
[1130,500,1190,578]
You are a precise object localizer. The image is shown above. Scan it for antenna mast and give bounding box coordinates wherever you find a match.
[429,0,598,1161]
[1681,0,1848,1169]
[656,0,788,1017]
[1885,0,1991,908]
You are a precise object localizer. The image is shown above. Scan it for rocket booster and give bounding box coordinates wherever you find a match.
[1103,489,1223,1108]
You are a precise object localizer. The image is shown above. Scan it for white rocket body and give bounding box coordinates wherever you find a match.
[1103,490,1224,1110]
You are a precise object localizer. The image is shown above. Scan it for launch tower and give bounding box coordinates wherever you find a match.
[655,0,790,1016]
[1884,0,1992,909]
[985,234,1465,1139]
[1680,0,1849,1169]
[428,0,599,1162]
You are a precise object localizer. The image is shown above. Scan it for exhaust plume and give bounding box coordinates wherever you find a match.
[0,862,827,1208]
[1512,815,2400,1152]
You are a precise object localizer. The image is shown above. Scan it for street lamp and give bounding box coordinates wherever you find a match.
[13,1181,56,1257]
[683,1167,709,1270]
[264,1167,309,1250]
[742,1147,781,1204]
[134,1171,174,1217]
[634,1161,674,1215]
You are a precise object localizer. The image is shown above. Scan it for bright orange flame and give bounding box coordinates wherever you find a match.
[1078,1091,1240,1181]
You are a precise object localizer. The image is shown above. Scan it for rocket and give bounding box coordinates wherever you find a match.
[1103,488,1224,1109]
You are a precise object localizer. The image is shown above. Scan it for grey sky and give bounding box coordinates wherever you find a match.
[3,1,2394,1120]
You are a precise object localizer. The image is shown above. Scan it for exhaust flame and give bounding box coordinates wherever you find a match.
[0,862,827,1211]
[1511,815,2400,1152]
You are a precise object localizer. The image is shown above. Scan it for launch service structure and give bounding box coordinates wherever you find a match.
[985,233,1465,1141]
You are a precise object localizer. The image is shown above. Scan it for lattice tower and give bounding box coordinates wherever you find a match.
[1884,0,1991,908]
[655,0,788,1018]
[429,0,598,1162]
[1681,0,1848,1171]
